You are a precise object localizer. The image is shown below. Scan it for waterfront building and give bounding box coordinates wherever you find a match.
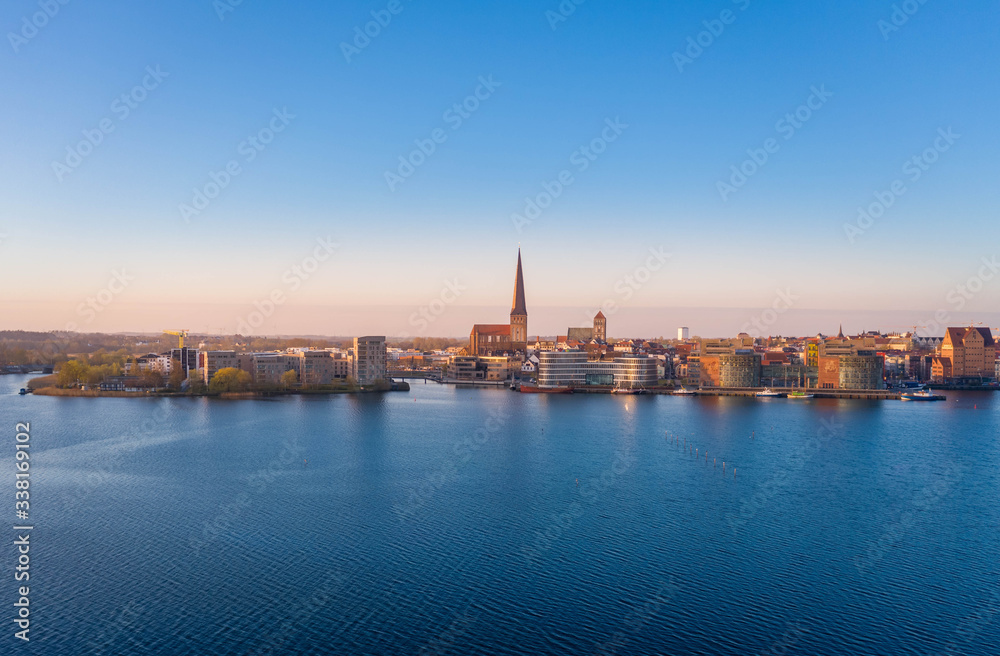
[352,336,387,385]
[719,351,762,388]
[447,356,485,382]
[818,349,885,390]
[933,327,996,382]
[536,351,657,389]
[294,350,349,385]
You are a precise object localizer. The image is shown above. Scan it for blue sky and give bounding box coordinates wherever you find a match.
[2,0,999,336]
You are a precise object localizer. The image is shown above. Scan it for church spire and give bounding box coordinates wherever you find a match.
[510,249,527,316]
[837,324,845,339]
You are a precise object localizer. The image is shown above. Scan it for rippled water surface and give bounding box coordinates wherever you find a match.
[3,374,999,655]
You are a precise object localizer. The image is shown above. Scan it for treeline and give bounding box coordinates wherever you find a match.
[388,337,466,352]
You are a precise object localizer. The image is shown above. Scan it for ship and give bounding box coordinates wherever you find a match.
[672,387,697,396]
[786,391,815,399]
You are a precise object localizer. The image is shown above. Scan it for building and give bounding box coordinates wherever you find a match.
[678,327,689,341]
[718,351,762,388]
[470,250,528,357]
[818,349,884,390]
[934,327,996,382]
[594,311,607,342]
[567,311,607,343]
[170,347,200,378]
[294,350,350,385]
[447,356,484,381]
[252,354,299,385]
[536,351,657,390]
[352,336,387,385]
[199,350,239,384]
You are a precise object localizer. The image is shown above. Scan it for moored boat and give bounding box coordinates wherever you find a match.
[756,388,785,398]
[787,391,814,399]
[901,390,945,401]
[672,387,697,396]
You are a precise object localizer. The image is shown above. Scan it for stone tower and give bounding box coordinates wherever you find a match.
[593,310,606,342]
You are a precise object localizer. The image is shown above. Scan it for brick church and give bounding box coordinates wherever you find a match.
[470,250,528,357]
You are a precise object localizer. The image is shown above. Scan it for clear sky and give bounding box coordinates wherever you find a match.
[2,0,999,337]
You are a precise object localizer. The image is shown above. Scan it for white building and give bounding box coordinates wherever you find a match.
[678,327,690,340]
[352,336,387,385]
[537,351,657,390]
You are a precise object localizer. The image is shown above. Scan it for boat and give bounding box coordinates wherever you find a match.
[611,386,646,395]
[18,388,29,395]
[519,385,573,394]
[756,388,785,398]
[786,391,814,399]
[901,390,944,401]
[672,387,697,396]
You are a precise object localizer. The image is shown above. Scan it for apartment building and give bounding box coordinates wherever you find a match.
[352,336,387,385]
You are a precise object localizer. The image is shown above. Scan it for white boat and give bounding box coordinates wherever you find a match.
[673,387,697,396]
[756,388,785,398]
[901,390,943,401]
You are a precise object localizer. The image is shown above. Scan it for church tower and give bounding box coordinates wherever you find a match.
[509,249,528,354]
[593,311,606,342]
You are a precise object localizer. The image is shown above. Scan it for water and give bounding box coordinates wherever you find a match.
[3,373,999,655]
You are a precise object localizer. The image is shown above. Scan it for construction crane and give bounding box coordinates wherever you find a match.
[163,330,190,349]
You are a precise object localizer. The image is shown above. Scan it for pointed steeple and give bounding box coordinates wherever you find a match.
[837,324,845,339]
[510,249,527,317]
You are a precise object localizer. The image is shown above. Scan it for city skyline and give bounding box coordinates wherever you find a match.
[3,1,1000,334]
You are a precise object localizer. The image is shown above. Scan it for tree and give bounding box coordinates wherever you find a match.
[140,370,164,389]
[209,367,252,393]
[168,359,186,390]
[57,360,89,387]
[281,370,299,389]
